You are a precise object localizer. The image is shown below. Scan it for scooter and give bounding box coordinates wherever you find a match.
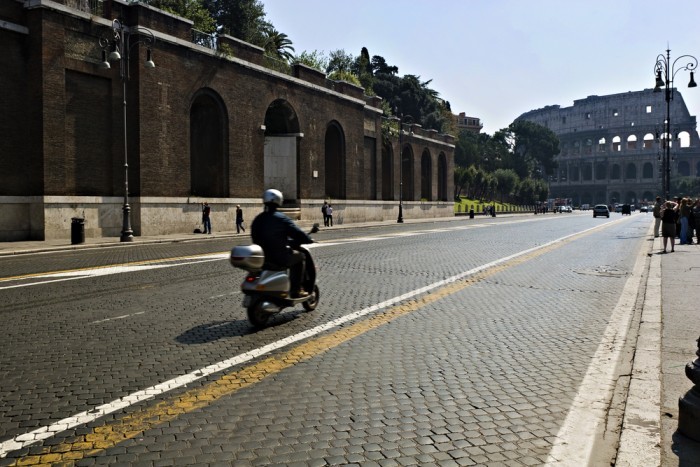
[230,224,320,327]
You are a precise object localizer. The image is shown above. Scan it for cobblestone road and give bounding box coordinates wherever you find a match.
[0,214,652,466]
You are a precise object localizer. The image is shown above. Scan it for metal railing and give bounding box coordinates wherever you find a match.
[64,0,103,15]
[192,29,217,50]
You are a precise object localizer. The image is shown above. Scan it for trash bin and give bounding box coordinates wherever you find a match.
[469,209,474,219]
[71,217,85,245]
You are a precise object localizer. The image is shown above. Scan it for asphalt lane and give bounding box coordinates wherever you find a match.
[0,213,652,465]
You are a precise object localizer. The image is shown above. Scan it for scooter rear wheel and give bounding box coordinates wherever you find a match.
[302,285,320,311]
[247,300,270,327]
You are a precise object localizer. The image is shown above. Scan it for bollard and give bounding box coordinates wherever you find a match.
[469,209,474,219]
[70,217,85,245]
[678,336,700,441]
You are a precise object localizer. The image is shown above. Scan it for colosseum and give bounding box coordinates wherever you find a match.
[518,89,700,206]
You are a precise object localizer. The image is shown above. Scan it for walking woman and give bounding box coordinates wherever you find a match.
[661,200,679,253]
[679,197,691,244]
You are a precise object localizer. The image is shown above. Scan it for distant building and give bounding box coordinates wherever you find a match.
[517,89,700,206]
[455,112,483,133]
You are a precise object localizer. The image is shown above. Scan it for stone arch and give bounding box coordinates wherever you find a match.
[642,162,654,179]
[381,139,394,200]
[625,191,637,204]
[598,137,607,152]
[401,143,414,201]
[595,162,607,180]
[325,121,346,199]
[584,138,593,154]
[642,191,655,203]
[582,163,592,181]
[420,149,432,201]
[679,131,691,148]
[569,165,580,181]
[627,135,637,150]
[263,99,301,203]
[643,133,655,149]
[437,153,448,201]
[678,160,690,177]
[190,88,229,198]
[612,135,622,152]
[611,164,621,180]
[610,191,621,205]
[625,163,637,179]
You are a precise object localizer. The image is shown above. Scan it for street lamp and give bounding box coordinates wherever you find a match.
[653,47,697,201]
[99,19,156,241]
[392,112,413,223]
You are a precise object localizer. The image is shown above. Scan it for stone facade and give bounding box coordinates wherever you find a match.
[0,0,455,240]
[518,89,700,206]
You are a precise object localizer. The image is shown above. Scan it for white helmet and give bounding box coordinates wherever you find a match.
[263,189,283,207]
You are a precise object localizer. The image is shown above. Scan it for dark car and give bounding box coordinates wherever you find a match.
[593,204,610,218]
[621,204,631,215]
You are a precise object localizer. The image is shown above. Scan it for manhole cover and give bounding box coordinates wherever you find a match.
[575,266,628,277]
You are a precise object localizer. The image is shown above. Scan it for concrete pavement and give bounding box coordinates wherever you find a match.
[1,214,700,466]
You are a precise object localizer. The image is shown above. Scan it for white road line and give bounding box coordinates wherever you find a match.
[544,224,648,466]
[89,311,146,325]
[0,222,614,458]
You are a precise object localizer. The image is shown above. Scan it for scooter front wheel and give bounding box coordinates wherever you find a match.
[302,285,320,311]
[247,300,270,327]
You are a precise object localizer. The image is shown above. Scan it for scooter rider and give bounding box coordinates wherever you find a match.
[250,189,314,298]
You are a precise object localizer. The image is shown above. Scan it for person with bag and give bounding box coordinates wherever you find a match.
[661,200,679,253]
[235,205,245,234]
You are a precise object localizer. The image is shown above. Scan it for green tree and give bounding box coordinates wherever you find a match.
[203,0,269,45]
[504,120,560,179]
[294,50,328,72]
[146,0,216,33]
[262,27,295,62]
[493,169,519,203]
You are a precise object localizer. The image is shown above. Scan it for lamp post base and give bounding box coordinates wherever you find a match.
[120,203,134,242]
[397,204,404,223]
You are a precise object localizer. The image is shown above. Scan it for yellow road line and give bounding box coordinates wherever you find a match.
[8,235,576,466]
[7,220,631,465]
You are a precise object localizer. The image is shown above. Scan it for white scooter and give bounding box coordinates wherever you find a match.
[230,224,320,327]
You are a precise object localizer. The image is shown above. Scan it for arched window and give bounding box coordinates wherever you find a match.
[437,153,448,201]
[612,136,621,152]
[381,140,394,200]
[595,163,607,180]
[325,122,346,199]
[625,163,637,179]
[190,89,229,198]
[643,133,655,149]
[627,135,637,150]
[420,150,432,201]
[598,137,606,152]
[642,162,654,179]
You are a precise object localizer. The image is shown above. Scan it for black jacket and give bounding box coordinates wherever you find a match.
[251,209,313,266]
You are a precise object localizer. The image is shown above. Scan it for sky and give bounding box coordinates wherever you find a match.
[261,0,700,135]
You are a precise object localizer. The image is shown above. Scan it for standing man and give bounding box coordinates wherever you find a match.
[321,201,329,227]
[235,205,245,234]
[652,196,662,238]
[202,202,212,234]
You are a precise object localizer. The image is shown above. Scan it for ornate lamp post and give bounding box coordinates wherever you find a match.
[99,19,156,241]
[653,47,697,201]
[392,113,413,223]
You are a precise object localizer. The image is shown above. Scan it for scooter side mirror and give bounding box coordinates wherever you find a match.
[310,223,320,234]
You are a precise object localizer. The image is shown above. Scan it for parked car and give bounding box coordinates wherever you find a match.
[593,204,610,218]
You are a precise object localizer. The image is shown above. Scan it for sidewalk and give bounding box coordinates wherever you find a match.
[1,215,700,465]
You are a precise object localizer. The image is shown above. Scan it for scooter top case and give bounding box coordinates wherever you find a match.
[230,244,264,272]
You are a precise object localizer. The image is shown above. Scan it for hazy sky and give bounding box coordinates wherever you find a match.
[261,0,700,135]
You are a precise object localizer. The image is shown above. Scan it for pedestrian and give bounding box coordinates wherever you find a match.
[326,203,333,227]
[201,201,212,234]
[235,204,245,234]
[652,196,663,238]
[660,200,679,253]
[679,198,692,245]
[693,199,700,244]
[321,201,329,227]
